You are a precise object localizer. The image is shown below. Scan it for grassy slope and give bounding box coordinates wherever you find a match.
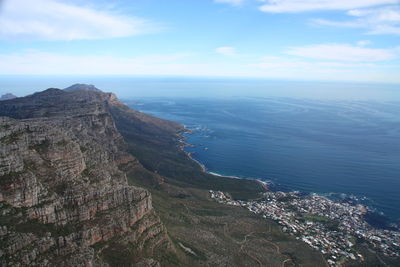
[110,102,265,200]
[111,103,327,266]
[131,178,327,267]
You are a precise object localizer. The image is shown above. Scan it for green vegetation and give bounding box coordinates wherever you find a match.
[112,108,264,200]
[56,139,69,146]
[15,219,53,235]
[348,243,400,267]
[0,201,26,226]
[125,162,325,266]
[154,250,182,267]
[81,168,91,177]
[101,241,139,266]
[0,201,80,237]
[30,139,51,153]
[1,89,395,266]
[0,124,10,130]
[0,131,22,144]
[176,240,207,261]
[191,208,227,217]
[300,213,339,231]
[92,213,181,267]
[303,214,330,223]
[0,171,22,186]
[81,168,101,184]
[112,107,327,266]
[54,181,69,195]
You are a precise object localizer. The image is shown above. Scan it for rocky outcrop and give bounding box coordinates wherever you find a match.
[0,93,17,101]
[64,84,101,92]
[0,88,175,266]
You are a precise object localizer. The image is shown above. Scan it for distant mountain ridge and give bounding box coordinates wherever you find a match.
[64,83,102,92]
[0,93,17,101]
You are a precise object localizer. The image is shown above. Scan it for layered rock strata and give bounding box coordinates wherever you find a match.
[0,88,174,266]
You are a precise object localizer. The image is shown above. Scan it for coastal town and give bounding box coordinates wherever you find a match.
[209,190,400,266]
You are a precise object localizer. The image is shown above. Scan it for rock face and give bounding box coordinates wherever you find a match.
[0,88,177,266]
[0,93,17,101]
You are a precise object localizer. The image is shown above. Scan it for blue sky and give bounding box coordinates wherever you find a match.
[0,0,399,82]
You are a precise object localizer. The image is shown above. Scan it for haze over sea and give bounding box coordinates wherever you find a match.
[2,76,400,224]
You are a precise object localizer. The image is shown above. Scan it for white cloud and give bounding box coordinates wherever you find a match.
[215,46,238,56]
[0,51,194,75]
[312,6,400,35]
[0,50,399,83]
[368,24,400,34]
[214,0,245,6]
[0,0,159,41]
[347,7,400,21]
[311,18,361,28]
[258,0,397,13]
[349,6,400,34]
[252,55,400,83]
[257,56,375,69]
[286,44,396,62]
[357,40,372,46]
[257,1,400,35]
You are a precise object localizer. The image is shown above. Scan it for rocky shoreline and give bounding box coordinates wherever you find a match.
[178,128,270,192]
[179,125,400,265]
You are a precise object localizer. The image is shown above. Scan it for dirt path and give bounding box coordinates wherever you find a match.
[281,258,292,267]
[237,232,264,267]
[242,250,264,267]
[223,222,297,267]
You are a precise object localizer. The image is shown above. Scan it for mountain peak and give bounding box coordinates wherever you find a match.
[64,83,101,92]
[0,93,17,101]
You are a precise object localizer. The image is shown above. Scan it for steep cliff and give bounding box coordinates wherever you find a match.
[0,88,177,266]
[0,85,329,267]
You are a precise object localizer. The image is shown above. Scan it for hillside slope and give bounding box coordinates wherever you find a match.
[0,85,327,266]
[0,88,175,266]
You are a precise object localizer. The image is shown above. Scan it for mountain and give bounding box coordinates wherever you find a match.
[0,88,177,266]
[0,85,328,266]
[64,83,102,92]
[0,93,17,101]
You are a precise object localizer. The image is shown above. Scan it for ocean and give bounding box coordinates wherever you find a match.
[1,76,400,225]
[128,97,400,225]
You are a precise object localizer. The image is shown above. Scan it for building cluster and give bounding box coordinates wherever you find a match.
[209,190,400,266]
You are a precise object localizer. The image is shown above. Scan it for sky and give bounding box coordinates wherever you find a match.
[0,0,399,83]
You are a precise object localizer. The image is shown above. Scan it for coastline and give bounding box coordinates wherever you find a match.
[178,127,397,228]
[178,130,208,174]
[179,128,269,192]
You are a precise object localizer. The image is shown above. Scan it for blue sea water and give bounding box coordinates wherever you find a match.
[129,97,400,224]
[2,76,400,224]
